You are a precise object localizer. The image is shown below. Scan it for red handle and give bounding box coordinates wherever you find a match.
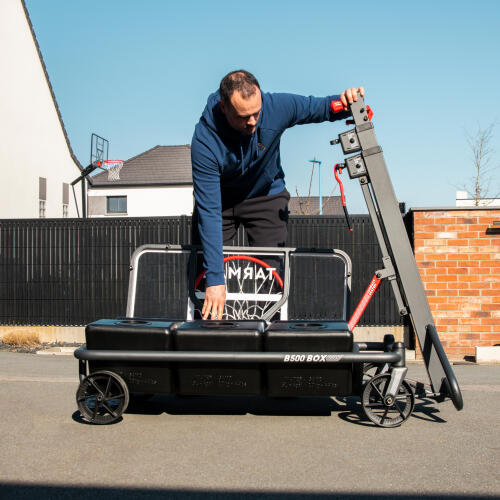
[330,100,343,114]
[334,164,353,232]
[334,164,347,206]
[331,99,373,124]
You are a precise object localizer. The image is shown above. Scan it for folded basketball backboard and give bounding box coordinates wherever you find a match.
[126,245,351,321]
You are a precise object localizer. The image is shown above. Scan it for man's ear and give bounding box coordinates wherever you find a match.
[219,99,225,115]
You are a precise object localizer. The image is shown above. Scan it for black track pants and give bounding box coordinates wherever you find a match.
[222,189,290,246]
[192,189,290,247]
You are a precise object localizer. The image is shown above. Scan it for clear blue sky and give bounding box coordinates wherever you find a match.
[26,0,500,212]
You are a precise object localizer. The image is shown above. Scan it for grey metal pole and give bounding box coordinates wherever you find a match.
[331,97,462,409]
[82,178,87,218]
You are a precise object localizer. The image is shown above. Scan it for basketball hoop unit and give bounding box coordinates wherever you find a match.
[71,134,124,217]
[95,160,124,181]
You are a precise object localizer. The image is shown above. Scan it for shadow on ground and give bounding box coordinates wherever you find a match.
[0,484,494,500]
[72,394,447,426]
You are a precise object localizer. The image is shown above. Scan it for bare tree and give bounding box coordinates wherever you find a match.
[293,187,313,215]
[462,123,499,206]
[293,161,315,215]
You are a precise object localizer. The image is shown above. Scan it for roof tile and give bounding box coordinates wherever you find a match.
[90,145,192,186]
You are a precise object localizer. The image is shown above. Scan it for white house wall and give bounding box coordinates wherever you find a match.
[88,186,194,217]
[0,0,81,219]
[456,191,500,207]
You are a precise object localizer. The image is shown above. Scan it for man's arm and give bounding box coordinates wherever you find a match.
[267,87,364,129]
[191,137,227,320]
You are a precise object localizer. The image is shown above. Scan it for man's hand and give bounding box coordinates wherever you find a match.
[202,284,226,320]
[340,87,365,111]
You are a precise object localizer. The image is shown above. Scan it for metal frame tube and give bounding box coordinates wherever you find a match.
[357,341,386,351]
[74,346,401,365]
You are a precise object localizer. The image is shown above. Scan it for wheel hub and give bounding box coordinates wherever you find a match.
[384,396,394,406]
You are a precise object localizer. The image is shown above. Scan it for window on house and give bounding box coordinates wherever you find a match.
[39,200,46,218]
[62,183,69,218]
[106,196,127,214]
[39,177,47,218]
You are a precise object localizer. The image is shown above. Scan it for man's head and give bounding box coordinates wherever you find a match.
[219,70,261,135]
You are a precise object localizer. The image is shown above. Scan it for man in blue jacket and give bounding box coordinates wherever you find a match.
[191,70,363,320]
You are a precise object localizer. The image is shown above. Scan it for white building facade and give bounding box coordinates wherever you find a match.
[0,0,82,219]
[87,145,194,217]
[88,185,193,217]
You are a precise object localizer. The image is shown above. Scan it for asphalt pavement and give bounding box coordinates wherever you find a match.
[0,352,499,499]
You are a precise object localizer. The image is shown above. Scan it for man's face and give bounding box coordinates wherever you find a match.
[220,88,262,135]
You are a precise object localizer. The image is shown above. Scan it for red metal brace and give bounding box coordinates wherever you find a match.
[348,274,382,331]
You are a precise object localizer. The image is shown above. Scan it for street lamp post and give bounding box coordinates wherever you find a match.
[309,158,322,215]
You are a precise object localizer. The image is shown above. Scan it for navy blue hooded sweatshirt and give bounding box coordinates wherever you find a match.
[191,90,349,287]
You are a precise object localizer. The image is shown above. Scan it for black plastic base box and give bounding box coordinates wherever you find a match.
[264,320,354,396]
[86,318,177,394]
[173,320,265,396]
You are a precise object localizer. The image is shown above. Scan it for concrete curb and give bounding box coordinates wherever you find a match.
[36,346,78,356]
[475,346,500,364]
[0,326,85,344]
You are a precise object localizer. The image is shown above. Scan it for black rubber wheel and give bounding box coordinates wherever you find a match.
[76,370,129,424]
[363,363,384,381]
[362,373,415,428]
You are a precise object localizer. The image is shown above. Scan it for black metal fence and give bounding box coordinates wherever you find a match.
[0,216,403,326]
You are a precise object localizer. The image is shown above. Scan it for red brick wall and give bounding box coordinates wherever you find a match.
[412,208,500,359]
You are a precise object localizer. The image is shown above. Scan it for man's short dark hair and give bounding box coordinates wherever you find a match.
[219,70,260,103]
